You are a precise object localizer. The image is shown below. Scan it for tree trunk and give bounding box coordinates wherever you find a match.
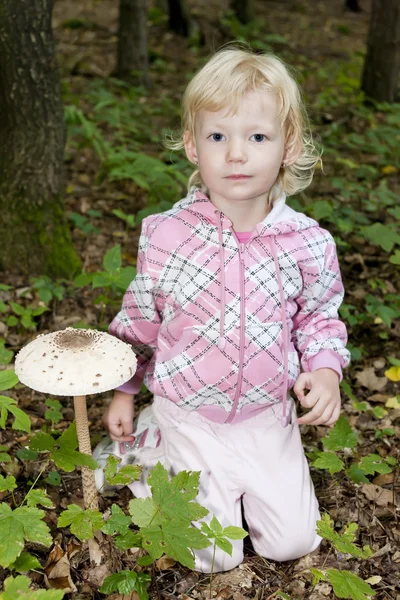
[231,0,255,24]
[167,0,192,37]
[361,0,400,102]
[115,0,149,85]
[345,0,361,12]
[0,0,80,278]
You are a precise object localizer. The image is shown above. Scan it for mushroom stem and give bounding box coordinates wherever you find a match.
[73,395,99,511]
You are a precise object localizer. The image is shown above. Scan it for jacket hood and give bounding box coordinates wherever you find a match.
[173,186,319,236]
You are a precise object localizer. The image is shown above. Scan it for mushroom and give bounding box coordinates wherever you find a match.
[15,327,137,511]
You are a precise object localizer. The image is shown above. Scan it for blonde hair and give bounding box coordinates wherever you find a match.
[166,46,321,204]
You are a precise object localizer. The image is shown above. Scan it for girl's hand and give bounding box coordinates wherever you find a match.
[294,368,341,426]
[104,391,135,442]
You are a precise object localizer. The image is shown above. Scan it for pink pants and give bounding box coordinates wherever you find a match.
[129,396,321,573]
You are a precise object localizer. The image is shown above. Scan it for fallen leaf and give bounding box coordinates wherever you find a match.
[384,366,400,381]
[175,572,200,594]
[372,472,395,486]
[212,565,255,591]
[361,484,395,506]
[355,368,387,392]
[365,575,382,585]
[216,587,231,599]
[44,554,77,594]
[368,393,389,404]
[156,555,176,570]
[371,543,391,558]
[385,396,400,409]
[85,561,113,588]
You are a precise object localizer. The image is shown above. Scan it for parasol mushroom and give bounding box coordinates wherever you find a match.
[15,327,137,511]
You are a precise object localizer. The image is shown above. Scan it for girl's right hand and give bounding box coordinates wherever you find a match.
[104,390,135,442]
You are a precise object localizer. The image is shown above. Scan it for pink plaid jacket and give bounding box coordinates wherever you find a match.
[110,187,350,424]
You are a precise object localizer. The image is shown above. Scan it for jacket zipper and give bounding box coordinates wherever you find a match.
[226,241,246,423]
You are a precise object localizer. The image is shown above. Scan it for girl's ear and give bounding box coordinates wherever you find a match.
[183,130,198,165]
[283,137,302,167]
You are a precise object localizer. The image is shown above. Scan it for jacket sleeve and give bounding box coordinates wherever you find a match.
[291,231,351,381]
[109,218,161,394]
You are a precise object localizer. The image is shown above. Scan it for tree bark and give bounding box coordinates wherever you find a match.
[231,0,255,24]
[0,0,80,278]
[115,0,149,85]
[361,0,400,102]
[345,0,361,12]
[167,0,192,37]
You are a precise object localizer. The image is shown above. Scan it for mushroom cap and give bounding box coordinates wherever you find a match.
[15,328,137,396]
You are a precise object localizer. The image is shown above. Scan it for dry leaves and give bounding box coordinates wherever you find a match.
[44,540,78,594]
[355,367,387,392]
[361,484,396,507]
[211,565,255,592]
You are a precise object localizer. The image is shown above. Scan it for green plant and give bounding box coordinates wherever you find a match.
[100,570,151,599]
[0,575,65,599]
[310,415,397,482]
[74,245,136,320]
[310,514,376,600]
[3,302,48,331]
[30,277,67,305]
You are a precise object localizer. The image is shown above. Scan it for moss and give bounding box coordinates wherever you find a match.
[0,191,81,278]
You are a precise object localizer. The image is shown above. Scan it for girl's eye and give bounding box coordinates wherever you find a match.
[251,134,267,142]
[209,133,225,142]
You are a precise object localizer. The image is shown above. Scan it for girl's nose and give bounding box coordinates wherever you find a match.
[227,140,247,163]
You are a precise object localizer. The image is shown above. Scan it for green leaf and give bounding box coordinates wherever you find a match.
[0,371,19,391]
[316,514,372,558]
[209,515,223,535]
[312,451,345,474]
[0,340,13,365]
[129,497,161,528]
[25,489,53,509]
[148,462,208,522]
[140,525,165,560]
[361,223,400,253]
[322,416,357,451]
[0,396,31,432]
[101,504,131,536]
[10,551,42,573]
[44,399,63,425]
[0,475,16,492]
[58,504,103,541]
[222,525,247,540]
[104,455,141,486]
[0,504,52,567]
[0,575,64,599]
[103,245,122,275]
[115,530,143,551]
[35,423,98,472]
[10,302,26,317]
[327,569,376,600]
[45,471,61,486]
[29,432,55,452]
[162,519,211,569]
[358,454,393,476]
[347,463,370,484]
[215,537,233,556]
[389,249,400,265]
[310,568,326,586]
[100,571,151,599]
[17,448,39,461]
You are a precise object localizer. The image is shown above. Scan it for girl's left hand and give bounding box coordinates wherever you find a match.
[294,368,341,426]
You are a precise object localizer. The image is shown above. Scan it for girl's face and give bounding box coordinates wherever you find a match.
[185,89,287,208]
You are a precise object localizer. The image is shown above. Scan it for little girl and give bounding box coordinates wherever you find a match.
[97,47,350,572]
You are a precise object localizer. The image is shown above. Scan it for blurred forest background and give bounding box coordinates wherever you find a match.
[0,1,399,599]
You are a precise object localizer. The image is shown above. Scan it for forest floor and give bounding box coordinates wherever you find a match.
[0,0,399,599]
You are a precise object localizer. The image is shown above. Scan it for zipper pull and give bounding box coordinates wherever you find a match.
[239,243,245,261]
